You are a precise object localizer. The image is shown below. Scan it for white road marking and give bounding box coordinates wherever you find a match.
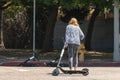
[15,68,29,72]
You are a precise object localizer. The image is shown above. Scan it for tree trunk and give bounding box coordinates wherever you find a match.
[42,5,58,52]
[85,5,100,51]
[0,9,5,48]
[0,2,11,49]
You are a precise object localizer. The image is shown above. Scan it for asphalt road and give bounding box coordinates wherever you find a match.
[0,66,120,80]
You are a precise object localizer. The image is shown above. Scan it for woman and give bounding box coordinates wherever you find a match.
[65,17,85,70]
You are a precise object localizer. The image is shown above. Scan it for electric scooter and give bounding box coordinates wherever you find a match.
[52,44,89,76]
[18,51,39,67]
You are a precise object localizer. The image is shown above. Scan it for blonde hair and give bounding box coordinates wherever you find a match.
[69,18,79,26]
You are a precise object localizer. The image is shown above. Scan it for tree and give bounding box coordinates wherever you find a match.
[0,1,11,48]
[41,0,85,52]
[1,0,115,52]
[84,0,113,50]
[2,0,34,49]
[85,3,100,50]
[42,5,58,52]
[56,0,114,51]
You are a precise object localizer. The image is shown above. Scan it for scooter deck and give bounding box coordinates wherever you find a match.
[59,67,88,74]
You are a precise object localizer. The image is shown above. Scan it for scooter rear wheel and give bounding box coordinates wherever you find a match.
[52,68,60,76]
[82,68,89,76]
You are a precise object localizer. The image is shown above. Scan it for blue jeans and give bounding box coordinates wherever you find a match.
[68,44,79,69]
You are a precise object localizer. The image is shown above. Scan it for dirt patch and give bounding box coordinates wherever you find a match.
[0,49,113,62]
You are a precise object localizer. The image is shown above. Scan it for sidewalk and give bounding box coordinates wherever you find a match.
[1,53,120,80]
[0,66,120,80]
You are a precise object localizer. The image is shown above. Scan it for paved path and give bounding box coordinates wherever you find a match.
[0,66,120,80]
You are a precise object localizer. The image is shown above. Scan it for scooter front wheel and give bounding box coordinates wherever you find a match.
[52,68,60,76]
